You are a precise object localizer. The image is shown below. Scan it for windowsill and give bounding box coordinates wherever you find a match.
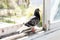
[0,22,14,28]
[1,21,60,40]
[1,27,43,40]
[24,26,60,40]
[1,31,44,40]
[1,20,60,40]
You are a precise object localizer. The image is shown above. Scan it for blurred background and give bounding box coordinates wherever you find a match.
[0,0,43,27]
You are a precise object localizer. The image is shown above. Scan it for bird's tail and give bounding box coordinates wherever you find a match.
[17,24,31,33]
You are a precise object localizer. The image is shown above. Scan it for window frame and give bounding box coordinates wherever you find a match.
[44,0,60,30]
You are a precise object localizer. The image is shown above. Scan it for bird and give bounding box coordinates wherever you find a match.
[24,8,40,33]
[25,8,40,26]
[17,8,40,33]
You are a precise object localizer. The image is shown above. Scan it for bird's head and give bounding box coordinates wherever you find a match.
[34,8,40,19]
[35,8,40,12]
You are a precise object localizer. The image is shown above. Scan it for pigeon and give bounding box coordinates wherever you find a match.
[18,8,40,33]
[25,8,40,32]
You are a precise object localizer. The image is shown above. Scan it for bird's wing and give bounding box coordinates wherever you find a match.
[28,17,40,26]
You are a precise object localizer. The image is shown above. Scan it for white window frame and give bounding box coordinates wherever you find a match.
[48,0,60,29]
[43,0,60,30]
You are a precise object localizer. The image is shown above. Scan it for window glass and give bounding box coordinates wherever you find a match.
[54,3,60,20]
[50,0,60,22]
[0,0,43,27]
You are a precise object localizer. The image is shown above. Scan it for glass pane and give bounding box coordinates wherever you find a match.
[0,0,43,26]
[50,0,60,22]
[54,3,60,20]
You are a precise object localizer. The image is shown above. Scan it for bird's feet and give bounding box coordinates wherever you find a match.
[31,27,36,33]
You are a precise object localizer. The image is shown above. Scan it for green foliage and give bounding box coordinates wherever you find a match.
[4,20,15,23]
[0,4,4,9]
[0,16,15,24]
[40,21,42,27]
[0,19,15,24]
[0,0,11,9]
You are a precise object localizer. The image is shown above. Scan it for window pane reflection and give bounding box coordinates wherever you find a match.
[54,3,60,20]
